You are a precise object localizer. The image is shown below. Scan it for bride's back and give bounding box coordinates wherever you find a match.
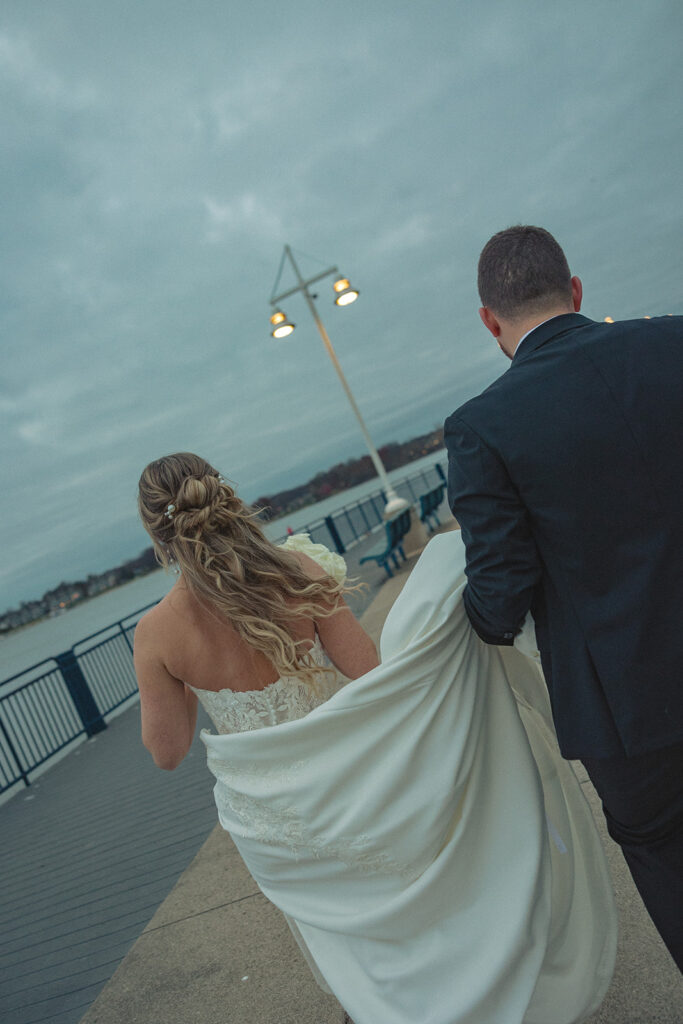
[139,562,317,694]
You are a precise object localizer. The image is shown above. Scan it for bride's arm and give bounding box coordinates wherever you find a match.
[316,602,380,679]
[134,614,198,770]
[294,551,379,679]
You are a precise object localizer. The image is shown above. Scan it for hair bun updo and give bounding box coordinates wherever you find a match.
[138,452,234,545]
[170,473,227,535]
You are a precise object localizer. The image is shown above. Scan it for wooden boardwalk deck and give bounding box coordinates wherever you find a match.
[0,705,217,1024]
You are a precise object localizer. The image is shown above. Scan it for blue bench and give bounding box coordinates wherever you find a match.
[359,508,412,578]
[419,483,446,533]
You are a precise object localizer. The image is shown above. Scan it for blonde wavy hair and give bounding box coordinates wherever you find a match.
[138,452,348,688]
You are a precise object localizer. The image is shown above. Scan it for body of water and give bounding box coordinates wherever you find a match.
[0,450,447,680]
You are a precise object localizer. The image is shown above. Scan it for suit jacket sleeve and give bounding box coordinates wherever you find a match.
[445,413,541,646]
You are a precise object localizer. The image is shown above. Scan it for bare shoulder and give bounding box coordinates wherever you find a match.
[134,592,178,653]
[133,609,160,667]
[287,549,327,580]
[134,600,164,639]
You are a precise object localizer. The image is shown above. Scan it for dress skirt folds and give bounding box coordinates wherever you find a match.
[201,531,617,1024]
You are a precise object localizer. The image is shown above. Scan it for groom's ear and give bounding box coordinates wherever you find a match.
[479,306,501,338]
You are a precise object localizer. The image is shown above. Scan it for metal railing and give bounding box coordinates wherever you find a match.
[0,607,154,795]
[0,458,448,796]
[271,459,447,553]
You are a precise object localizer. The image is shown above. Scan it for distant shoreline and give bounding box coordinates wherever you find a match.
[0,566,170,641]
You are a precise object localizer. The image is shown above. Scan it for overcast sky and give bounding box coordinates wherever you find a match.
[1,0,682,612]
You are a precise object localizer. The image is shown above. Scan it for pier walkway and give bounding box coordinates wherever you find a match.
[2,524,681,1023]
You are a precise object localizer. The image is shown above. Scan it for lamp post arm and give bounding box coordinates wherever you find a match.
[283,246,403,510]
[271,266,338,306]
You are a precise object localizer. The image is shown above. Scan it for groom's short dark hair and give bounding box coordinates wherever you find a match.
[478,225,572,320]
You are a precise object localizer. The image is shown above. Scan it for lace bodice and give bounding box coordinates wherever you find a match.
[187,639,345,734]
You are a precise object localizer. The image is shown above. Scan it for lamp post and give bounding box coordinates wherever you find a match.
[269,245,408,517]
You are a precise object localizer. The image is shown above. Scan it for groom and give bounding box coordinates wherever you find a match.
[444,225,683,969]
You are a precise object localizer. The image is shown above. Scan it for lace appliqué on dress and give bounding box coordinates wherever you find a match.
[188,639,342,735]
[192,676,333,733]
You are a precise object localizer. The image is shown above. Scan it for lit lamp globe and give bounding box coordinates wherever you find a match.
[270,310,295,338]
[333,277,359,306]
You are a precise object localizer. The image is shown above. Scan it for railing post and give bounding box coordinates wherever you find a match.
[0,715,30,787]
[358,501,371,533]
[324,515,346,555]
[343,509,358,542]
[369,494,384,522]
[435,461,446,483]
[55,651,107,737]
[119,619,135,655]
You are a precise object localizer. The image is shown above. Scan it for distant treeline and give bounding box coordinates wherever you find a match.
[253,427,444,520]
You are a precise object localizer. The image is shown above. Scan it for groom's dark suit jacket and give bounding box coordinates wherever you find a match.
[445,313,683,759]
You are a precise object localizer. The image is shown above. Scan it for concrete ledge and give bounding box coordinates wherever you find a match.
[80,825,344,1024]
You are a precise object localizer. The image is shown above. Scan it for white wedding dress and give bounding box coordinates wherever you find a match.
[192,532,616,1024]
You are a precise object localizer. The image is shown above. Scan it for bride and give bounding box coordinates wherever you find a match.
[134,452,616,1024]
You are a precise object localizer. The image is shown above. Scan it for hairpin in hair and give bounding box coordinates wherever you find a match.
[165,503,176,520]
